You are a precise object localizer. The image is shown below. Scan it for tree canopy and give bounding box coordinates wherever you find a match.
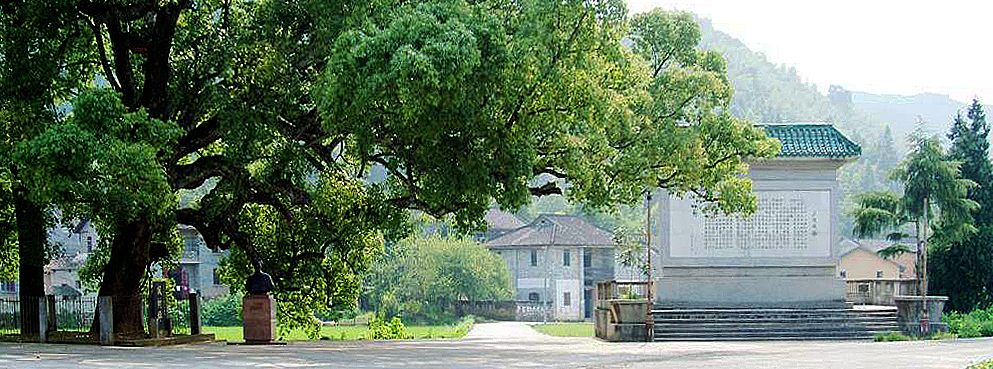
[1,0,777,335]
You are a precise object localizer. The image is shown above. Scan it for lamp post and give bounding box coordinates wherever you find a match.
[645,190,654,341]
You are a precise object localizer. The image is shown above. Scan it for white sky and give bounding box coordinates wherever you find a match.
[625,0,993,103]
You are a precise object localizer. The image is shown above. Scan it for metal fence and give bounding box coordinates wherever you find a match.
[54,296,97,332]
[0,292,202,339]
[0,299,20,336]
[167,298,192,335]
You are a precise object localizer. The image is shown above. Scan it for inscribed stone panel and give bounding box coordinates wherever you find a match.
[670,190,830,258]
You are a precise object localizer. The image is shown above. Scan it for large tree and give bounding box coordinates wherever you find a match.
[0,0,89,336]
[931,99,993,311]
[5,0,776,337]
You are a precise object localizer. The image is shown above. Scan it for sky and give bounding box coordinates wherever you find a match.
[625,0,993,103]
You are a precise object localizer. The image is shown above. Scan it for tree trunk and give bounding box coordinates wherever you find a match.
[92,219,152,338]
[14,188,46,337]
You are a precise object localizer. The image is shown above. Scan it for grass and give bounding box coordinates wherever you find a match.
[204,317,474,342]
[529,322,594,337]
[873,330,960,342]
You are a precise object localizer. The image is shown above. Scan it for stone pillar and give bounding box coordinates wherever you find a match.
[189,291,202,335]
[98,296,114,345]
[36,297,48,343]
[242,294,276,343]
[46,295,56,334]
[894,295,948,336]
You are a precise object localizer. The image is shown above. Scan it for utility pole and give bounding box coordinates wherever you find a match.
[645,190,654,341]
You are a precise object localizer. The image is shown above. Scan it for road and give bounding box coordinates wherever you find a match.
[0,322,990,368]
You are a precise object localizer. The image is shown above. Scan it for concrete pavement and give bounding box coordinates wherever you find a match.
[0,322,990,368]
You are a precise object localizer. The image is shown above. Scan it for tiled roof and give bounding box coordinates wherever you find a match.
[486,214,615,247]
[485,208,525,231]
[763,124,861,158]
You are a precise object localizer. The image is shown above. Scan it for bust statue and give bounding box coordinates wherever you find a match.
[246,271,275,295]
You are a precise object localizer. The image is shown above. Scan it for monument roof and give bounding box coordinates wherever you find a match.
[486,214,615,247]
[762,124,861,158]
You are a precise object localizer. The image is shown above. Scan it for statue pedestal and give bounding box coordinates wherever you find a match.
[243,294,276,343]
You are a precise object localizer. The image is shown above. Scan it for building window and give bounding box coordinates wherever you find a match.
[876,270,884,278]
[528,292,540,302]
[563,292,571,306]
[530,250,538,267]
[213,268,222,285]
[583,250,591,267]
[86,237,93,253]
[1,282,17,293]
[839,270,847,278]
[563,249,570,266]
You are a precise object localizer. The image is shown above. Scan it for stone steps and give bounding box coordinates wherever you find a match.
[652,307,899,341]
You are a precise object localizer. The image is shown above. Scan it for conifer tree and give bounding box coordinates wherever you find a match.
[931,99,993,311]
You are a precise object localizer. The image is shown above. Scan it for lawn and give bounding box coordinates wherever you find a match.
[204,322,472,342]
[529,323,594,337]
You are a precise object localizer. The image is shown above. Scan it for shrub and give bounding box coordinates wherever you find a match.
[874,331,911,342]
[202,294,243,327]
[928,331,958,340]
[367,316,408,340]
[967,359,993,369]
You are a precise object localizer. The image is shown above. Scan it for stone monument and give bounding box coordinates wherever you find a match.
[242,271,277,344]
[655,124,861,307]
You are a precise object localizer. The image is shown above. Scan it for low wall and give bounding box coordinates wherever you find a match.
[845,279,919,306]
[453,301,552,322]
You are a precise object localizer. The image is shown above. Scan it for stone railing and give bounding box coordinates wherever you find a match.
[845,279,919,306]
[594,281,652,342]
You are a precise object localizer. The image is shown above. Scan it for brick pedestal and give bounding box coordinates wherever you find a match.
[243,294,276,343]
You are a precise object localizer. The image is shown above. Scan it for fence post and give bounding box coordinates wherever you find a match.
[37,297,47,343]
[46,295,56,334]
[189,291,201,335]
[98,296,114,345]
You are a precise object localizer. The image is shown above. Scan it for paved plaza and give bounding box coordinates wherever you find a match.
[0,322,990,368]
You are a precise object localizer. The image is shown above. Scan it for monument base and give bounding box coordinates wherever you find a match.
[656,266,846,306]
[243,294,277,344]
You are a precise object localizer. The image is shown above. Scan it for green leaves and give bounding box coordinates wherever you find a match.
[895,132,979,241]
[16,89,180,228]
[364,236,512,321]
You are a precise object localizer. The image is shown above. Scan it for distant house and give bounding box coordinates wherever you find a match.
[42,217,99,297]
[44,252,88,296]
[481,208,526,241]
[837,239,916,280]
[485,214,616,321]
[171,226,230,300]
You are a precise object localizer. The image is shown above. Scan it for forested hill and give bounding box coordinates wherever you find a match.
[694,17,836,126]
[852,91,992,147]
[690,13,991,234]
[694,14,991,151]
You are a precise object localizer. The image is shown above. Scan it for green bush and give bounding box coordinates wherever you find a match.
[202,294,243,327]
[874,331,911,342]
[367,316,408,340]
[927,331,958,340]
[967,359,993,369]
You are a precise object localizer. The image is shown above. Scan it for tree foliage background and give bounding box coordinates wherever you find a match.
[363,237,512,323]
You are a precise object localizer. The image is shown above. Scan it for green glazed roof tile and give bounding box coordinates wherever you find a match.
[762,124,862,158]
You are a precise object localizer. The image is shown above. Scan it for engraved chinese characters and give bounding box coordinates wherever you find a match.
[670,191,831,258]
